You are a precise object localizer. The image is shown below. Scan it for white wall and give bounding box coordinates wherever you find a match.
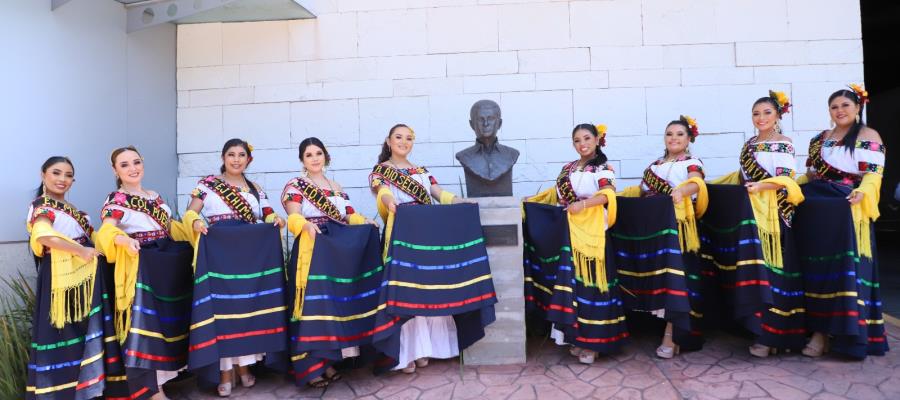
[175,0,864,220]
[0,0,176,277]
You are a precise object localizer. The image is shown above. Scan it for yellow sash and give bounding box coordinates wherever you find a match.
[711,172,803,268]
[851,173,881,259]
[673,177,707,254]
[176,210,204,270]
[568,188,617,293]
[96,223,139,343]
[287,214,315,319]
[28,221,97,329]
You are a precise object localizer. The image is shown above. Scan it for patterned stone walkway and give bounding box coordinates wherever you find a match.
[166,324,900,400]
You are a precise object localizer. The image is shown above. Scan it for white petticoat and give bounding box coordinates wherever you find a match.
[392,316,459,370]
[220,353,264,371]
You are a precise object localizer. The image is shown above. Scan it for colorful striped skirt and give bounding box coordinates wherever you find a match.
[287,222,384,385]
[700,184,805,349]
[608,196,693,340]
[523,202,629,354]
[101,238,193,397]
[188,221,288,385]
[699,185,774,331]
[373,203,498,370]
[26,254,110,400]
[794,181,888,358]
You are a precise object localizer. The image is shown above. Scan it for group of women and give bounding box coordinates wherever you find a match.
[523,84,887,365]
[24,84,886,399]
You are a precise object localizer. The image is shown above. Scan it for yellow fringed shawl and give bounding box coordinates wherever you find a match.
[708,172,804,269]
[96,223,139,343]
[748,176,804,269]
[568,188,617,293]
[851,173,881,259]
[673,177,707,254]
[28,220,98,329]
[287,213,315,319]
[176,210,204,270]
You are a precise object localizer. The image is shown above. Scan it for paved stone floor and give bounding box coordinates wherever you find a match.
[165,323,900,400]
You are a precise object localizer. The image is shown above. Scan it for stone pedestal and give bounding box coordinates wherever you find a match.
[463,196,526,365]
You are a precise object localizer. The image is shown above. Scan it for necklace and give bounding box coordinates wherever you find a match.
[305,174,336,193]
[221,175,249,191]
[388,158,415,170]
[121,187,151,198]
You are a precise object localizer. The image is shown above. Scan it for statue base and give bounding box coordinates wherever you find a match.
[463,196,526,365]
[463,169,513,198]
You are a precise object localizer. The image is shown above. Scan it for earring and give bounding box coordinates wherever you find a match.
[830,120,836,129]
[856,115,861,124]
[302,168,308,177]
[774,122,782,135]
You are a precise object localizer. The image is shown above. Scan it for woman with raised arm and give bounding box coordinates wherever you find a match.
[96,146,194,400]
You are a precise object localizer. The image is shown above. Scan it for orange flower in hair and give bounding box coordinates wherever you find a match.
[595,124,607,147]
[679,115,699,142]
[848,83,869,106]
[768,90,791,116]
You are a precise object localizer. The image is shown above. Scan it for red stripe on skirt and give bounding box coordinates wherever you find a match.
[189,326,286,352]
[75,373,104,391]
[722,280,770,288]
[126,350,186,362]
[291,361,326,380]
[295,317,400,343]
[387,292,496,310]
[106,386,150,400]
[525,295,574,314]
[806,310,859,318]
[574,331,630,344]
[761,324,806,335]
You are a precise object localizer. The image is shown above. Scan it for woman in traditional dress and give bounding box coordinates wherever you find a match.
[184,139,286,396]
[524,123,627,364]
[369,124,472,373]
[616,116,706,359]
[797,85,887,359]
[96,146,194,400]
[282,137,378,387]
[25,157,110,400]
[739,92,806,357]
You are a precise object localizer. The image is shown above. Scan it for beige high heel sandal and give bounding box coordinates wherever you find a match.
[802,333,829,357]
[578,349,597,364]
[656,333,679,359]
[749,343,777,358]
[217,369,235,397]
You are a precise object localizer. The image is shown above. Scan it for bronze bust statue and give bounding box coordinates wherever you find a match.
[455,100,519,197]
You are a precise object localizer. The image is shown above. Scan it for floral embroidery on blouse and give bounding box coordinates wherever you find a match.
[751,142,794,154]
[30,208,56,224]
[686,164,704,176]
[190,187,207,200]
[859,161,885,175]
[774,167,794,177]
[103,208,125,221]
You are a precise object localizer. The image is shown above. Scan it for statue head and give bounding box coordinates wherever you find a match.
[469,100,502,141]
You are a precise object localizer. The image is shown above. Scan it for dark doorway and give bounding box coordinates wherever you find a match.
[861,0,900,316]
